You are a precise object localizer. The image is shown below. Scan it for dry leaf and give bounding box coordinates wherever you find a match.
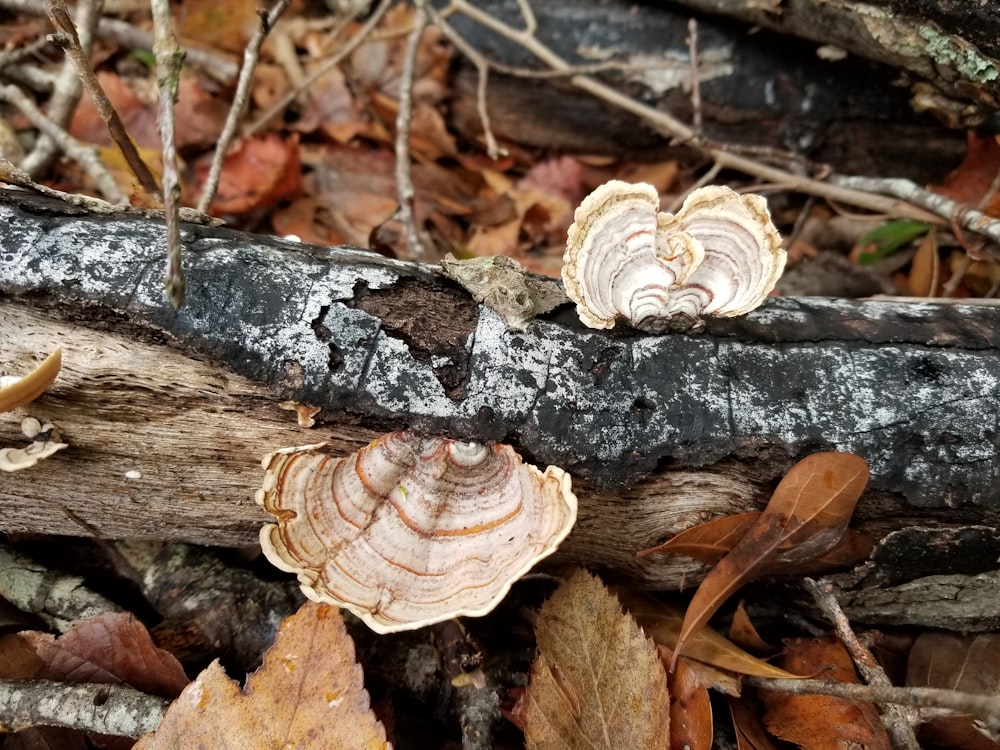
[673,453,869,663]
[639,511,759,561]
[202,133,302,215]
[760,636,891,750]
[0,633,45,679]
[133,601,389,750]
[729,697,780,750]
[907,633,1000,750]
[907,229,940,297]
[640,516,872,574]
[729,601,774,654]
[619,591,797,682]
[177,0,259,53]
[933,133,1000,218]
[668,657,714,750]
[524,570,670,750]
[25,612,188,699]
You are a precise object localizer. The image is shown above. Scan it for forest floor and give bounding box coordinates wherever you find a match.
[2,1,1000,749]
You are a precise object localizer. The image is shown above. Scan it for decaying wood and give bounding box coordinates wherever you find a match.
[1,189,999,603]
[0,302,762,588]
[666,0,1000,113]
[446,1,972,181]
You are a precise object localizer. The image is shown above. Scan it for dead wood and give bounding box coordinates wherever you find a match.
[445,0,977,181]
[1,188,999,605]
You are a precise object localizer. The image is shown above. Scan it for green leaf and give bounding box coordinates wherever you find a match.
[857,220,931,265]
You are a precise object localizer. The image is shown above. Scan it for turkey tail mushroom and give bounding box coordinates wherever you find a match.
[257,432,577,633]
[562,181,785,332]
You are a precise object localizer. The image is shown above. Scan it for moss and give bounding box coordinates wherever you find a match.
[919,26,999,83]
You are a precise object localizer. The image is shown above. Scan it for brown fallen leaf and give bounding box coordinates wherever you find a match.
[639,513,873,574]
[524,569,670,750]
[729,600,775,654]
[759,635,891,750]
[729,696,780,750]
[200,133,302,215]
[618,591,797,683]
[673,452,869,665]
[133,601,389,750]
[907,633,1000,750]
[668,656,714,750]
[932,133,1000,218]
[907,229,940,297]
[638,511,759,561]
[25,612,188,699]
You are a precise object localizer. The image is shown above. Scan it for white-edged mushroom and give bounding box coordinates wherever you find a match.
[562,181,785,332]
[0,422,68,472]
[256,431,578,633]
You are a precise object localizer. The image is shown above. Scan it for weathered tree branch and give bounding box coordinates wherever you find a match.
[1,189,999,602]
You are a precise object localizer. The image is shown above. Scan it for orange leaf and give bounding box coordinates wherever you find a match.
[767,452,869,565]
[729,601,774,654]
[641,514,872,575]
[907,633,1000,750]
[672,453,869,665]
[759,636,891,749]
[638,512,759,561]
[668,657,714,750]
[729,697,780,750]
[204,133,302,215]
[932,133,1000,218]
[907,229,940,297]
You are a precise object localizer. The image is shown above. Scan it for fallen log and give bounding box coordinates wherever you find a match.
[446,0,973,182]
[1,188,999,602]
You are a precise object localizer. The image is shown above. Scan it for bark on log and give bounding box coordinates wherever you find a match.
[446,0,973,182]
[1,189,999,602]
[664,0,1000,110]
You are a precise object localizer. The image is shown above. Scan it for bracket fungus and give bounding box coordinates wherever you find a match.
[1,349,67,471]
[256,431,578,633]
[562,181,786,332]
[0,418,68,472]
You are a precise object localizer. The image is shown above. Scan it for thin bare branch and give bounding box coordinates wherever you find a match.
[47,0,161,202]
[0,83,126,203]
[394,4,430,260]
[804,577,919,750]
[0,0,238,82]
[686,17,702,134]
[150,0,185,308]
[831,175,1000,245]
[746,675,1000,737]
[198,0,292,214]
[20,0,101,177]
[245,0,393,137]
[0,679,168,737]
[427,6,501,158]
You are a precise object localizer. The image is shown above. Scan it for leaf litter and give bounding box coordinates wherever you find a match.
[523,570,670,750]
[132,601,389,750]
